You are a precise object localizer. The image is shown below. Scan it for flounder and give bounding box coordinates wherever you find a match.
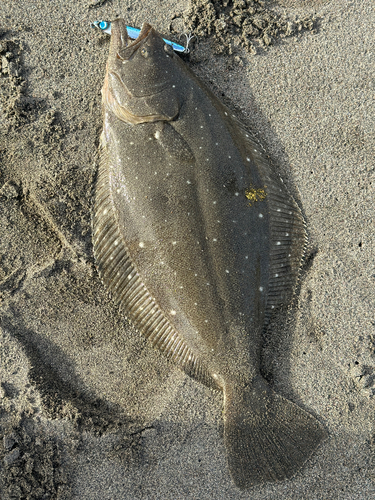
[92,19,326,488]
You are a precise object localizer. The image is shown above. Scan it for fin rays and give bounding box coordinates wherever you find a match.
[92,144,220,391]
[224,382,327,488]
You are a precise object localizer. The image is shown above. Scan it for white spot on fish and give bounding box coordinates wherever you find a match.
[114,240,118,246]
[259,287,264,292]
[259,213,263,218]
[276,241,281,245]
[213,238,217,242]
[170,310,176,315]
[103,209,108,215]
[246,157,250,162]
[235,192,239,196]
[187,180,191,184]
[225,270,230,273]
[139,242,145,248]
[172,241,177,245]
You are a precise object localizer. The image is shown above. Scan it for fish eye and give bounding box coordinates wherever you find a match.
[164,43,174,55]
[140,47,148,58]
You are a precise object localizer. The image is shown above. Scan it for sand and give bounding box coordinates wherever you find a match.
[0,0,374,498]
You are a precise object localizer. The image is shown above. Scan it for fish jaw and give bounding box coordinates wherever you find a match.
[108,18,131,55]
[103,20,180,124]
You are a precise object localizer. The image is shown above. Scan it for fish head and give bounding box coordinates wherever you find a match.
[103,19,180,124]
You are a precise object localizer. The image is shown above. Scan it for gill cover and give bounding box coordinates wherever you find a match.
[102,20,180,124]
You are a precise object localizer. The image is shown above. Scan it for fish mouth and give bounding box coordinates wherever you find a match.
[108,20,171,98]
[113,21,154,61]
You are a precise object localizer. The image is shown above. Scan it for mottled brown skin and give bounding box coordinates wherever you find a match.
[92,20,327,488]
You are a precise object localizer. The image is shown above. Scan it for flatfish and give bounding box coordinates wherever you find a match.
[92,19,327,488]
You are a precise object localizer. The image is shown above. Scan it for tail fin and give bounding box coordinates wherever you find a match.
[224,378,327,489]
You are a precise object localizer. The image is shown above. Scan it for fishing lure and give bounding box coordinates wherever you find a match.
[91,20,188,53]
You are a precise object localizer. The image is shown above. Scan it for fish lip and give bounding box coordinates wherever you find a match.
[129,22,153,47]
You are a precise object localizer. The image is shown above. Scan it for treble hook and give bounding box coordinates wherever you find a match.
[183,32,196,54]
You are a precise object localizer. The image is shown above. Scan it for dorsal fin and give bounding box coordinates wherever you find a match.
[234,128,306,323]
[173,58,307,324]
[201,83,306,323]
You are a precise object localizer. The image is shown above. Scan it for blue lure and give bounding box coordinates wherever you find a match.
[91,20,188,53]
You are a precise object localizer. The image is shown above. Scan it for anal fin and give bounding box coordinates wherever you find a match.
[92,143,220,391]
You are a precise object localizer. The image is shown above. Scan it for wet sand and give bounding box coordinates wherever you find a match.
[0,1,374,498]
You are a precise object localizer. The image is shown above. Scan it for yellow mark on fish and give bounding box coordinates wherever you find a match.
[245,185,267,206]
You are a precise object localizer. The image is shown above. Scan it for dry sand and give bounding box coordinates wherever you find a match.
[0,0,374,498]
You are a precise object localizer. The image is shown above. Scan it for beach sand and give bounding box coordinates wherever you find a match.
[0,0,374,498]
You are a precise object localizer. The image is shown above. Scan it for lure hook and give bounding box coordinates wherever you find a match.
[183,32,195,54]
